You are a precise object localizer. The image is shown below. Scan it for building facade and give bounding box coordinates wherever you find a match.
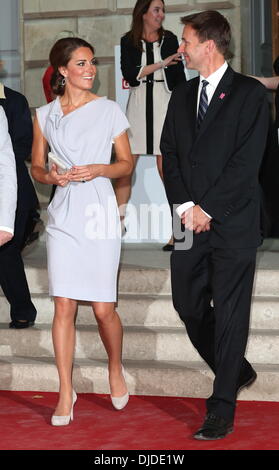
[20,0,243,108]
[0,1,275,109]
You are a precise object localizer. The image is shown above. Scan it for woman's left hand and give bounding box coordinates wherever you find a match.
[68,164,103,183]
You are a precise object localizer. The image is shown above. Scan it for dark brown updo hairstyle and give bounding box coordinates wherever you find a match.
[49,37,95,96]
[127,0,165,50]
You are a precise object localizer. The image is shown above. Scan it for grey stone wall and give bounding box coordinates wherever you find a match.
[21,0,241,108]
[0,0,21,91]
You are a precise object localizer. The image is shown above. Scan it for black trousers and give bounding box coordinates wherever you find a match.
[0,208,37,322]
[171,233,257,421]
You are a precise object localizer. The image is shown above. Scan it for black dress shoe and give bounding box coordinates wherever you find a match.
[237,367,257,395]
[194,413,234,441]
[9,320,35,329]
[162,243,174,252]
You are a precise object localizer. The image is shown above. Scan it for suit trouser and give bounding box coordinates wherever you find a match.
[0,208,37,322]
[171,233,257,421]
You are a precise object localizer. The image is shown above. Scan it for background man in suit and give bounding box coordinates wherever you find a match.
[0,82,38,328]
[0,106,17,246]
[161,10,269,440]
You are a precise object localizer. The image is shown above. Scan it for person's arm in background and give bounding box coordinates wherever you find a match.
[252,76,279,91]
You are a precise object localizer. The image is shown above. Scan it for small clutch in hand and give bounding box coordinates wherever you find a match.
[48,151,68,175]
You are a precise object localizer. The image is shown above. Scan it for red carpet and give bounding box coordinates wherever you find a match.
[0,391,278,450]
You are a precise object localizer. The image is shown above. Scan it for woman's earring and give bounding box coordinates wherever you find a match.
[61,77,66,86]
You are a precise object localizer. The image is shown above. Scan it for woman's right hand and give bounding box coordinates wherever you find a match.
[47,164,71,187]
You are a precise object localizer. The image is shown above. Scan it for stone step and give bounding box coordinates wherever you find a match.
[0,356,278,401]
[0,293,181,327]
[20,238,279,295]
[0,323,279,365]
[21,264,173,295]
[18,261,279,297]
[1,294,279,330]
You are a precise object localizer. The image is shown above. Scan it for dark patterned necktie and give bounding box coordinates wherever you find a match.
[197,80,209,129]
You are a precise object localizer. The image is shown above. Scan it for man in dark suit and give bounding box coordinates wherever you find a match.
[0,82,38,328]
[160,11,269,440]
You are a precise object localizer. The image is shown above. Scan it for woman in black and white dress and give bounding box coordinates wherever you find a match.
[115,0,186,250]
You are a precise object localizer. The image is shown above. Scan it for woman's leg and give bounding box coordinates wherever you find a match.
[114,154,138,222]
[52,297,77,415]
[92,302,127,397]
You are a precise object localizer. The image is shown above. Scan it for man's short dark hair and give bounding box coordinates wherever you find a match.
[181,10,231,58]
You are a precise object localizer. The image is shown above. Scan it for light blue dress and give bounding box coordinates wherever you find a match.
[36,97,129,301]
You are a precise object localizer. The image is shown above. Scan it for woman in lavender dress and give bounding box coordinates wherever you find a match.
[32,37,133,426]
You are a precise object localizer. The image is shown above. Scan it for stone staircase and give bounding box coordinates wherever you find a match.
[1,212,279,401]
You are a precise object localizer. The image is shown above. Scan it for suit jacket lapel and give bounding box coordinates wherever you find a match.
[195,66,234,142]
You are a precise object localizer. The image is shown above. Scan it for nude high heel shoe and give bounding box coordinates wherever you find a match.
[110,366,129,411]
[51,390,77,426]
